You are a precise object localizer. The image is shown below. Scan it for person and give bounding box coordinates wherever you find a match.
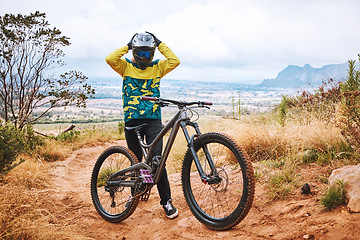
[105,32,180,219]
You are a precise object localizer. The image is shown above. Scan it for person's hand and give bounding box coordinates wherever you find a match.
[127,33,137,50]
[146,31,161,47]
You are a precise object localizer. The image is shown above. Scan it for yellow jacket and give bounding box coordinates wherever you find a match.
[106,43,180,122]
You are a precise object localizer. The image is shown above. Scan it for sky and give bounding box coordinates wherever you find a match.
[1,0,360,84]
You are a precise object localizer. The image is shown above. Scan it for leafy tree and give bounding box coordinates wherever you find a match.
[0,12,94,129]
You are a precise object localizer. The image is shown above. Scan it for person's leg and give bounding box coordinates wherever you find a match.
[124,119,145,203]
[144,120,172,205]
[125,119,143,161]
[145,120,178,218]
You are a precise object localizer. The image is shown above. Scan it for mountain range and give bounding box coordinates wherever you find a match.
[258,63,348,88]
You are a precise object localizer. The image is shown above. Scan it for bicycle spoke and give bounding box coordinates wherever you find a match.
[182,132,254,230]
[190,141,244,219]
[91,146,140,223]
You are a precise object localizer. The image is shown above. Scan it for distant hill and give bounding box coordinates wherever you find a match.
[258,63,348,88]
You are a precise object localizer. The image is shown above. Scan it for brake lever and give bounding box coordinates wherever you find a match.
[155,101,169,107]
[198,102,211,109]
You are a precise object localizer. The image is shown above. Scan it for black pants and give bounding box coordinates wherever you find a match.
[125,119,171,205]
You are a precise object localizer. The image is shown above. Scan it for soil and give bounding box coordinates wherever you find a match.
[47,141,360,240]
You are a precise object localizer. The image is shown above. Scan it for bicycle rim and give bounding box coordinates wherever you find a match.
[91,146,139,222]
[182,132,255,230]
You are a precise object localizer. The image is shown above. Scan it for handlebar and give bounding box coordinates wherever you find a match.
[141,96,212,107]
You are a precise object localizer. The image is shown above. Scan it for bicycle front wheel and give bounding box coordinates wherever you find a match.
[91,146,139,223]
[181,132,255,230]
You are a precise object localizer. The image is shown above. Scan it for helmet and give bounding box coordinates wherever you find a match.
[132,33,156,70]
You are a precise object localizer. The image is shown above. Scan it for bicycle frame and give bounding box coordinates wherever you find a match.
[108,100,217,189]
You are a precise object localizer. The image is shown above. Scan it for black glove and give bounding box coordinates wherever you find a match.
[127,33,137,50]
[146,31,161,47]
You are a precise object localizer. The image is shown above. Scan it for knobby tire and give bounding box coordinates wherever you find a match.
[181,132,255,230]
[90,146,139,223]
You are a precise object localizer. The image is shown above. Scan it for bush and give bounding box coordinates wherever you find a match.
[321,179,348,210]
[54,129,80,142]
[0,123,24,174]
[277,95,292,127]
[0,123,43,175]
[337,56,360,148]
[283,78,342,125]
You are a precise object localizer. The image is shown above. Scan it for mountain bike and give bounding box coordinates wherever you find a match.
[90,96,255,230]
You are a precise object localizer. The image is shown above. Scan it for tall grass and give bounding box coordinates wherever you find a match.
[212,77,358,200]
[37,124,122,162]
[0,124,122,239]
[0,157,85,239]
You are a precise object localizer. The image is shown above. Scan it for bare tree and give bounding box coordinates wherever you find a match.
[0,12,94,129]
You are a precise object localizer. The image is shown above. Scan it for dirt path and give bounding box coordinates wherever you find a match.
[48,142,360,240]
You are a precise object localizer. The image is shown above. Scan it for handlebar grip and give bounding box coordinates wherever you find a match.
[141,96,158,101]
[202,101,213,106]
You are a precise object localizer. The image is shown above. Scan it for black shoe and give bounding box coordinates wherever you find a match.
[162,199,179,219]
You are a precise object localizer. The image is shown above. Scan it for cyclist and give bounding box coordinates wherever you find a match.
[105,32,180,219]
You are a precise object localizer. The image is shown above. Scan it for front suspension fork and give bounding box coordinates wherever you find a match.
[180,121,219,184]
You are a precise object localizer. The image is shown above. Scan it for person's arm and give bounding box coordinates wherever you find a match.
[105,45,129,76]
[157,42,180,78]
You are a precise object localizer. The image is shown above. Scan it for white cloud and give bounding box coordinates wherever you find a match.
[1,0,360,83]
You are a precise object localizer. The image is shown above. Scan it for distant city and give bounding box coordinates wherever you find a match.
[34,62,349,123]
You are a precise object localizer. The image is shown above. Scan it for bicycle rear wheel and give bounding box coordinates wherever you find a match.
[181,132,255,230]
[91,146,139,223]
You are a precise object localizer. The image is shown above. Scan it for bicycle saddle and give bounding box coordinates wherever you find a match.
[125,123,149,132]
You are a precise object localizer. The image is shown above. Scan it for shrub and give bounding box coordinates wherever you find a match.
[54,129,80,142]
[0,123,43,175]
[284,78,342,125]
[321,179,348,211]
[277,95,292,127]
[337,56,360,148]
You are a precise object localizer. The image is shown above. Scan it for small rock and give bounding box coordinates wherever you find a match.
[301,183,311,195]
[303,234,314,239]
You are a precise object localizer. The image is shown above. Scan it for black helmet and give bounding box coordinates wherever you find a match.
[132,32,156,70]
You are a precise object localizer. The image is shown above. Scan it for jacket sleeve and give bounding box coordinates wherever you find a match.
[157,42,180,78]
[105,45,129,77]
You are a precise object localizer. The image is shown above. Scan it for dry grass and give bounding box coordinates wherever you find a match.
[0,125,122,238]
[219,116,345,163]
[4,155,50,188]
[36,126,121,162]
[196,115,351,200]
[0,158,86,239]
[39,139,72,162]
[164,114,345,175]
[72,126,120,150]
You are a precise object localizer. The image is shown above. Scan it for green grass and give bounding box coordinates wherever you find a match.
[321,179,348,211]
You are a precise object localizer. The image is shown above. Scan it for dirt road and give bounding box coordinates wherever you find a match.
[49,142,360,239]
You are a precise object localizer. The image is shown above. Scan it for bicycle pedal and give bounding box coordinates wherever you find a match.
[140,189,151,201]
[139,169,154,183]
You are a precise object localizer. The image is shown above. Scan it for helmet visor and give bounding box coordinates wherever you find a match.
[133,47,155,70]
[134,49,151,58]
